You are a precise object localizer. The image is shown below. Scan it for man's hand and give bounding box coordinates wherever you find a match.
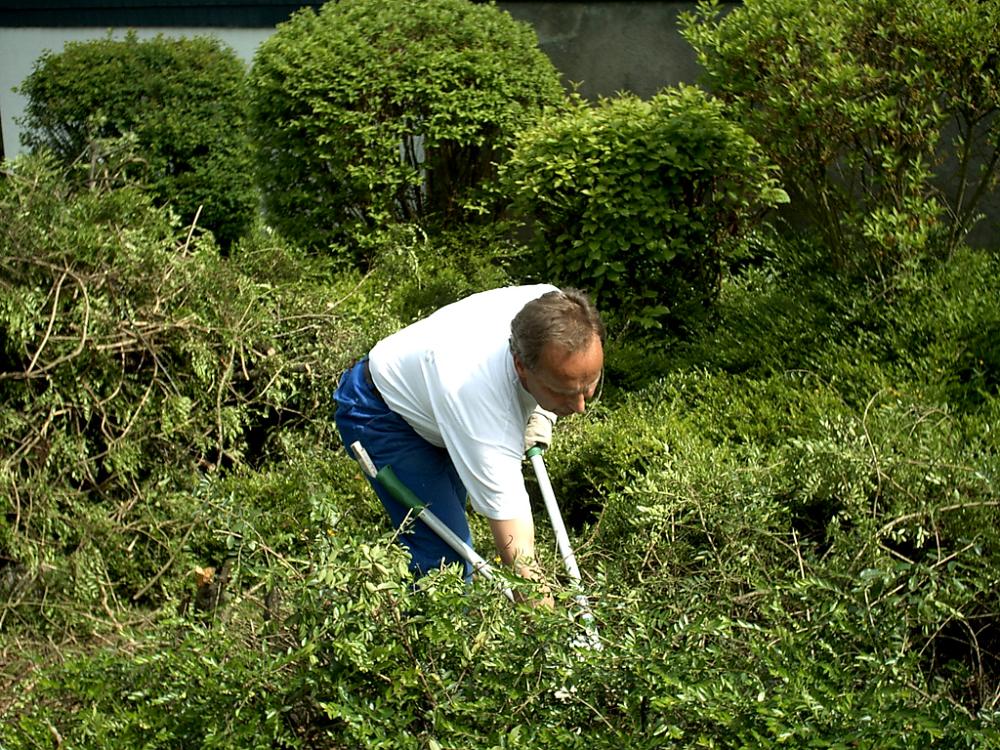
[524,407,557,452]
[513,560,555,609]
[488,516,554,608]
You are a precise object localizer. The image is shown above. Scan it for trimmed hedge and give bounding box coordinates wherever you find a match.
[248,0,565,259]
[17,31,258,249]
[502,86,787,334]
[0,154,364,621]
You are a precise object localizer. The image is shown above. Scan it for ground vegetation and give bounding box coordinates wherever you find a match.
[2,0,999,746]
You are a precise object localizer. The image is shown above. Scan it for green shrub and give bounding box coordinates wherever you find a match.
[675,242,1000,413]
[0,528,623,749]
[529,370,1000,744]
[17,31,257,249]
[600,231,857,394]
[682,0,1000,273]
[248,0,565,258]
[2,623,300,748]
[360,222,523,325]
[6,123,1000,747]
[0,155,363,625]
[618,233,1000,415]
[872,250,1000,409]
[501,86,787,335]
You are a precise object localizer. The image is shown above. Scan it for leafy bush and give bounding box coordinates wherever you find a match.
[872,250,1000,409]
[0,154,369,626]
[4,121,1000,748]
[600,232,858,396]
[609,231,1000,418]
[501,86,787,334]
[361,222,524,325]
[543,354,1000,723]
[6,358,998,747]
[17,31,258,249]
[543,236,1000,728]
[248,0,565,258]
[682,0,1000,273]
[688,241,1000,413]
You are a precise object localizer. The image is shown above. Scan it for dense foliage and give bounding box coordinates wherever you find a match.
[17,32,258,249]
[3,0,1000,746]
[502,87,787,334]
[682,0,1000,274]
[248,0,565,258]
[0,153,368,629]
[3,154,999,747]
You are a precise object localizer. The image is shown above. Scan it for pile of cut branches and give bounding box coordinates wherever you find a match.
[0,155,357,628]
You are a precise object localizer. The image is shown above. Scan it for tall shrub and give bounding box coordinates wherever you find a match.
[682,0,1000,273]
[248,0,565,258]
[502,86,787,334]
[17,32,257,249]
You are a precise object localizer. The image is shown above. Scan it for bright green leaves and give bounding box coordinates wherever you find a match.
[682,0,1000,272]
[249,0,564,260]
[0,155,357,632]
[502,87,786,336]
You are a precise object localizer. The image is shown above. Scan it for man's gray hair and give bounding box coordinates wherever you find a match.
[510,288,605,371]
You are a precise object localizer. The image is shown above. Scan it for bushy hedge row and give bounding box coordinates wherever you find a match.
[17,32,258,249]
[3,166,998,743]
[5,255,999,746]
[543,243,1000,743]
[0,154,376,627]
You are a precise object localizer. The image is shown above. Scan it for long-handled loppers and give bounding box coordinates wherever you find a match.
[526,445,602,649]
[350,441,515,602]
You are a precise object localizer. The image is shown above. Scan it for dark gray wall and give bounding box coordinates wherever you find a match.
[503,2,706,99]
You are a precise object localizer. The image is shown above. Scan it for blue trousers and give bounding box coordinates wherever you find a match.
[333,359,474,579]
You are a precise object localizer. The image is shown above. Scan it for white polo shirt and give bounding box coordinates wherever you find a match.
[368,285,558,520]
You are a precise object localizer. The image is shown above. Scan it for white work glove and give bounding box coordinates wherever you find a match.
[524,407,557,452]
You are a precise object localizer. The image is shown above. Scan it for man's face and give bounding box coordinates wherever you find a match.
[514,335,604,417]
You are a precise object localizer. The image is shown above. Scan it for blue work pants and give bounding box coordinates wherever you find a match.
[333,358,474,580]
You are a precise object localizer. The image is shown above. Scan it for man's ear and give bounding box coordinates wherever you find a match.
[511,349,527,380]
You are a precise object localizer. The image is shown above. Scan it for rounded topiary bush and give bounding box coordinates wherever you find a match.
[502,86,788,335]
[17,31,257,249]
[248,0,565,258]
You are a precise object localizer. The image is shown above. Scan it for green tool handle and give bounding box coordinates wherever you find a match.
[374,465,427,513]
[349,441,513,601]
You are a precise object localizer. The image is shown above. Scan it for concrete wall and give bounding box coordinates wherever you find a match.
[0,2,705,159]
[502,2,703,100]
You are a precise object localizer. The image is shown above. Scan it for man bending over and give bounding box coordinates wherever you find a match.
[333,285,605,594]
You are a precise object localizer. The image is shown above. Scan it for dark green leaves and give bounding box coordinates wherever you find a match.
[17,32,257,250]
[248,0,565,260]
